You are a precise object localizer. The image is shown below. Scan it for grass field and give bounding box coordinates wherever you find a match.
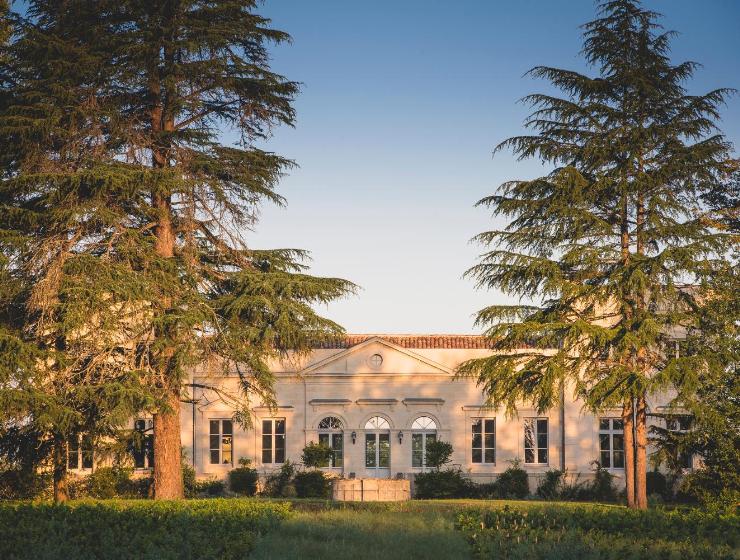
[250,504,470,559]
[247,499,609,560]
[1,499,737,560]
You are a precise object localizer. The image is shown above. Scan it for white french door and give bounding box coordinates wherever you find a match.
[365,432,390,478]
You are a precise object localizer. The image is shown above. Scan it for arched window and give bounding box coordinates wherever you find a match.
[411,416,438,469]
[412,416,437,431]
[318,416,343,468]
[364,416,390,470]
[365,416,390,430]
[318,416,343,430]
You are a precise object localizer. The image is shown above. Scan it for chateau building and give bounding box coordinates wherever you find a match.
[158,334,685,489]
[68,334,689,489]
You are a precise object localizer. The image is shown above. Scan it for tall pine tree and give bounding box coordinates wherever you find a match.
[650,170,739,509]
[0,1,354,499]
[0,3,156,502]
[458,0,735,509]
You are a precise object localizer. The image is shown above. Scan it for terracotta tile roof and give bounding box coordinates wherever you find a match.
[313,334,493,349]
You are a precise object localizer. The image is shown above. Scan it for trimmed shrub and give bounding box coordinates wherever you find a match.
[228,458,258,496]
[414,469,475,499]
[0,499,292,560]
[425,440,453,470]
[494,460,529,499]
[294,470,331,498]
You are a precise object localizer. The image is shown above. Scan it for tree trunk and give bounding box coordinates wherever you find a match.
[53,436,68,504]
[151,193,182,499]
[153,389,183,499]
[622,399,635,508]
[147,14,183,497]
[635,395,648,509]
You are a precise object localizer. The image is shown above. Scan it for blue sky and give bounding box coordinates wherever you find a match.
[247,0,740,334]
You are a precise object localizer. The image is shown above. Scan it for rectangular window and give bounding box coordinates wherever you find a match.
[261,418,285,464]
[68,434,93,470]
[524,418,548,464]
[133,419,154,469]
[318,433,343,468]
[598,418,624,469]
[666,416,693,469]
[209,419,233,465]
[471,419,496,464]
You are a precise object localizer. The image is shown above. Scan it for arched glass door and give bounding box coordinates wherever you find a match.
[364,416,390,478]
[318,416,344,469]
[411,416,437,470]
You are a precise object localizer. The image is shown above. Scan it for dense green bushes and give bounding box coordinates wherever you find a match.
[534,464,618,502]
[83,467,152,499]
[415,461,530,500]
[492,460,529,499]
[228,458,259,496]
[0,469,51,500]
[300,442,333,469]
[0,499,292,560]
[182,462,225,498]
[535,469,565,499]
[262,461,297,498]
[646,470,670,500]
[0,467,152,500]
[456,504,739,560]
[414,469,476,499]
[294,470,331,498]
[260,459,332,499]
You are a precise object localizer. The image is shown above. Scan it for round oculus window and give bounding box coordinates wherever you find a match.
[368,353,383,369]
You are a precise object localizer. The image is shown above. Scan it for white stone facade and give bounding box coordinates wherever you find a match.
[178,335,680,488]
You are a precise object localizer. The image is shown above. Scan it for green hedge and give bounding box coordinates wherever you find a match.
[294,471,331,498]
[456,505,739,560]
[0,499,292,560]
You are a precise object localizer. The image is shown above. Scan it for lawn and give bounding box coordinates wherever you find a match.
[0,499,737,560]
[250,502,470,560]
[252,499,738,560]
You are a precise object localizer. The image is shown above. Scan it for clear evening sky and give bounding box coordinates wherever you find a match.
[246,0,740,334]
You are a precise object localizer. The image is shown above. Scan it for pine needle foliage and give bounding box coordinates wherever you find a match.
[0,1,157,501]
[651,172,739,509]
[458,0,735,472]
[0,1,355,498]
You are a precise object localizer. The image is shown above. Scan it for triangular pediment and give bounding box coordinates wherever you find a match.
[301,336,452,376]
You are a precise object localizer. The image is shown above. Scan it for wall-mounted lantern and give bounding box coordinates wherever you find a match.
[351,431,357,444]
[398,430,404,444]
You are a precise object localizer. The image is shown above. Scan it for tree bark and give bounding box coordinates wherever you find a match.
[622,399,635,508]
[635,395,648,509]
[148,19,183,497]
[53,436,68,504]
[150,175,182,501]
[153,389,183,499]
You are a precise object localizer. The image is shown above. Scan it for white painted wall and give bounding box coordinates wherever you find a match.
[180,337,677,487]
